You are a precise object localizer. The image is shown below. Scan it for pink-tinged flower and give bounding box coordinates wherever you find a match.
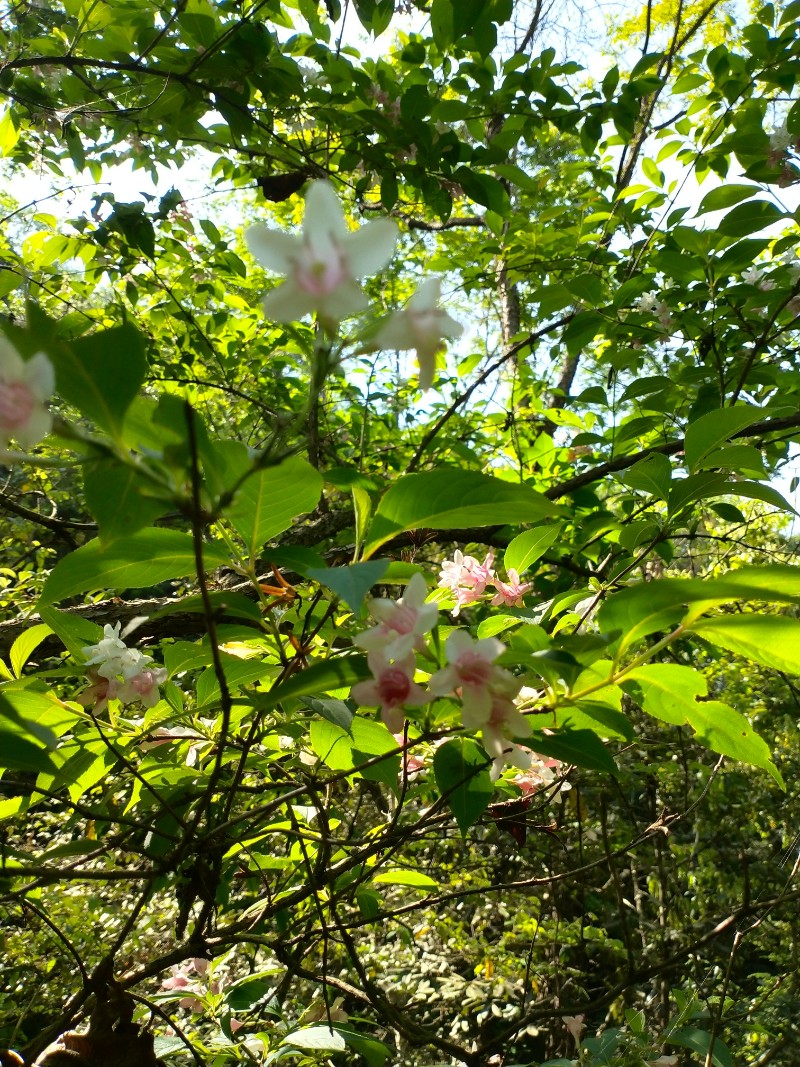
[0,337,54,451]
[451,585,488,617]
[355,573,438,660]
[247,181,398,327]
[350,651,429,733]
[429,631,517,723]
[76,668,120,712]
[490,568,533,608]
[513,756,561,794]
[563,1014,586,1046]
[439,550,495,593]
[479,692,533,780]
[372,278,463,390]
[117,666,168,708]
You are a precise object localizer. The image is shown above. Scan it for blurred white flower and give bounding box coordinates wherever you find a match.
[0,336,54,451]
[247,181,398,327]
[373,278,463,390]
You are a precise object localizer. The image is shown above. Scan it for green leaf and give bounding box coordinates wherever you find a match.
[689,614,800,674]
[338,1029,391,1067]
[452,167,510,214]
[529,729,617,773]
[39,530,230,605]
[563,310,605,357]
[717,199,784,236]
[598,565,800,650]
[504,524,562,575]
[301,696,354,731]
[49,324,146,438]
[195,653,272,706]
[0,730,58,774]
[10,624,53,678]
[259,656,371,709]
[433,737,494,836]
[309,716,400,789]
[226,455,323,556]
[307,559,390,615]
[683,405,764,471]
[372,869,438,890]
[37,607,104,660]
[625,664,782,784]
[364,470,561,558]
[667,1028,733,1067]
[84,461,170,542]
[430,0,454,48]
[697,184,758,213]
[282,1027,346,1053]
[0,690,70,746]
[715,479,796,513]
[225,977,273,1013]
[619,453,672,500]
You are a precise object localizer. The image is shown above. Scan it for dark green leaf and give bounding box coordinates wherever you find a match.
[39,530,229,605]
[307,559,390,615]
[261,656,371,709]
[433,738,494,836]
[364,470,561,557]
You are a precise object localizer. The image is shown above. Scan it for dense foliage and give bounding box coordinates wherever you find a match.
[2,0,800,1064]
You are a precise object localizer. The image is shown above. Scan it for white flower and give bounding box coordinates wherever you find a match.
[0,336,54,451]
[373,278,463,390]
[429,630,518,724]
[82,622,154,681]
[635,291,659,313]
[355,573,438,661]
[246,181,398,327]
[742,266,765,285]
[770,123,792,152]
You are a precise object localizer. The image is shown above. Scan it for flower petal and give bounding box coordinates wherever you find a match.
[262,282,315,323]
[13,406,50,448]
[246,226,299,273]
[26,352,55,399]
[303,181,350,242]
[344,218,399,276]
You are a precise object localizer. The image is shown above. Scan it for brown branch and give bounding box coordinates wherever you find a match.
[544,410,800,500]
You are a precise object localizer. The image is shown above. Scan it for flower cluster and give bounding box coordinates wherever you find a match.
[430,631,532,779]
[634,291,672,330]
[438,549,533,616]
[351,573,432,733]
[351,574,535,779]
[0,335,55,453]
[79,622,167,710]
[161,958,221,1014]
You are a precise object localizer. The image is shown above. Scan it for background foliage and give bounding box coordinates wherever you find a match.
[2,0,800,1064]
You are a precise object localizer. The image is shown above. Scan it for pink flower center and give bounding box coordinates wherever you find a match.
[456,653,494,687]
[130,671,155,694]
[294,247,348,297]
[387,604,417,635]
[0,380,35,432]
[378,667,412,708]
